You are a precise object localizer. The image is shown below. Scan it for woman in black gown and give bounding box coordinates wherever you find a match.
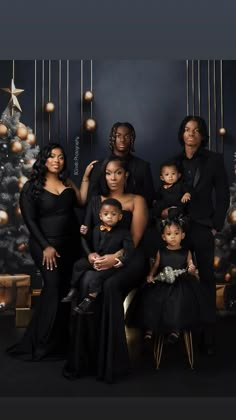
[7,143,96,361]
[63,157,148,383]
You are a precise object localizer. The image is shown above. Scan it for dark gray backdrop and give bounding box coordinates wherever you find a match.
[0,59,234,191]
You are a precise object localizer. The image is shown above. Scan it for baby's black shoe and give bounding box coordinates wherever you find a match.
[73,296,96,315]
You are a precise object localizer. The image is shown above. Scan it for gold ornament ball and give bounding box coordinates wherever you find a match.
[27,158,36,166]
[11,140,23,153]
[45,102,55,112]
[213,255,220,268]
[225,273,231,282]
[26,133,36,145]
[16,126,28,140]
[230,267,236,278]
[0,123,8,136]
[15,205,21,216]
[0,210,8,225]
[84,118,97,132]
[18,175,28,190]
[219,127,226,136]
[227,208,236,224]
[83,90,94,102]
[18,242,27,252]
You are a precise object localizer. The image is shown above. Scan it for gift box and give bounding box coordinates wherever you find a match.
[0,274,31,310]
[15,307,32,327]
[216,284,226,310]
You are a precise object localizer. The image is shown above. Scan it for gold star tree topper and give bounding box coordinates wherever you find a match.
[1,79,24,112]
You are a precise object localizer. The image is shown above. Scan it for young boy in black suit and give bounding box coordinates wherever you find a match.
[62,198,134,314]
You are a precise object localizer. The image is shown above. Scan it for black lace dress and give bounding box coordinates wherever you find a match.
[7,181,81,361]
[63,195,148,383]
[125,247,211,333]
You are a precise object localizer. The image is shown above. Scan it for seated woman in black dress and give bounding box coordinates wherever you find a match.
[7,143,96,361]
[63,156,148,383]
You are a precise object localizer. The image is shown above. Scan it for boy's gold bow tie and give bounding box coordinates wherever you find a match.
[100,225,112,232]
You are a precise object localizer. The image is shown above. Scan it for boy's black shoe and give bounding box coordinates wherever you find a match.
[73,296,96,315]
[61,288,77,303]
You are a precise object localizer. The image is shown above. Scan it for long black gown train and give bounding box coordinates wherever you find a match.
[63,195,148,383]
[7,183,80,361]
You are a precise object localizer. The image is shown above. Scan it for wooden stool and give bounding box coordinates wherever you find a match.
[153,330,194,369]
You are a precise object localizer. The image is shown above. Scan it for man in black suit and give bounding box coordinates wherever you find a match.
[62,198,134,314]
[87,122,155,208]
[174,115,230,355]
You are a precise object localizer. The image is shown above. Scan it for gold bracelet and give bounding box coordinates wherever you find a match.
[82,178,89,182]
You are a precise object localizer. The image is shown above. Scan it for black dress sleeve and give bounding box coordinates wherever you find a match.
[19,182,49,250]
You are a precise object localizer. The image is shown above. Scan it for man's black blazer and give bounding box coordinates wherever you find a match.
[87,154,155,208]
[175,148,230,231]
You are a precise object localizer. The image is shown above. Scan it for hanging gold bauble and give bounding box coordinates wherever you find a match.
[227,207,236,224]
[11,140,23,153]
[16,126,28,140]
[83,90,94,102]
[18,242,28,252]
[0,123,8,136]
[26,133,36,145]
[0,210,8,225]
[219,127,226,136]
[213,255,220,268]
[15,205,21,216]
[45,102,55,112]
[27,158,36,166]
[230,267,236,278]
[225,273,231,282]
[84,118,97,132]
[18,175,28,190]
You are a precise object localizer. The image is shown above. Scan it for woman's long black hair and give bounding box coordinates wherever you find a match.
[29,143,68,199]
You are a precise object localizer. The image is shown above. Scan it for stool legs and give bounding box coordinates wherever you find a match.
[153,335,164,369]
[153,330,194,369]
[183,330,194,369]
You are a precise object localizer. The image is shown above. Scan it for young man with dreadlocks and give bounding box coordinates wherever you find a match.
[86,122,155,208]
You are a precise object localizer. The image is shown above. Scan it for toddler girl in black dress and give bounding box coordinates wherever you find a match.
[126,217,209,344]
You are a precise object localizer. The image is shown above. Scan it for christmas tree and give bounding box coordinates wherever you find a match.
[0,80,40,273]
[214,151,236,310]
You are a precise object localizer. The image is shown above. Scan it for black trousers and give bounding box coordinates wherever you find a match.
[184,222,216,342]
[71,257,120,294]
